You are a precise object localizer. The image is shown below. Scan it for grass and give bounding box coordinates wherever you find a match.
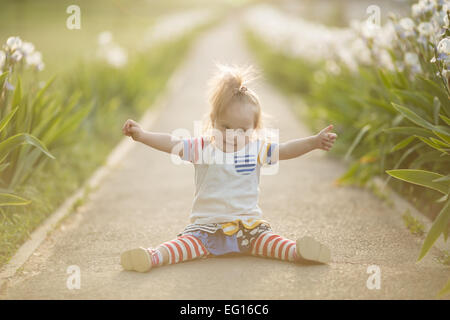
[367,181,395,208]
[402,209,426,237]
[0,0,216,77]
[436,250,450,266]
[0,130,111,267]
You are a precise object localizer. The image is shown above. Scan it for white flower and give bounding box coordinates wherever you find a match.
[396,18,415,38]
[405,52,422,73]
[418,0,438,14]
[105,45,127,68]
[437,37,450,66]
[0,50,5,70]
[5,80,15,91]
[241,3,443,75]
[378,49,395,71]
[442,68,450,88]
[3,38,44,70]
[10,50,23,62]
[412,0,439,17]
[412,3,423,17]
[400,18,415,31]
[418,22,435,36]
[5,36,22,52]
[417,21,436,45]
[405,52,420,65]
[26,51,43,67]
[351,38,372,65]
[361,20,380,40]
[325,60,341,75]
[36,62,45,71]
[96,31,128,68]
[437,37,450,55]
[20,42,35,56]
[434,8,450,29]
[396,60,406,72]
[98,31,113,46]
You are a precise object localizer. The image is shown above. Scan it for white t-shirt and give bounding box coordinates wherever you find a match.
[180,136,278,225]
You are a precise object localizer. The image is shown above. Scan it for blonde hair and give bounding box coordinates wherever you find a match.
[201,62,272,139]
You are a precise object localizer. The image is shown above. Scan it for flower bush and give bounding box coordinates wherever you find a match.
[97,32,128,68]
[0,36,89,208]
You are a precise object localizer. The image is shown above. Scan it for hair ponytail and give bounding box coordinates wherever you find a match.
[204,63,264,136]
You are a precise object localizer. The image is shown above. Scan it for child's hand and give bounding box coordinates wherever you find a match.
[315,124,338,151]
[122,119,143,141]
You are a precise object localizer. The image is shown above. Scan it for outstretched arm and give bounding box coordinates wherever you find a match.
[277,124,338,161]
[122,119,182,156]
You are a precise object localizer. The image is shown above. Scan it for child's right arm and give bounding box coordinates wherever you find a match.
[122,119,183,156]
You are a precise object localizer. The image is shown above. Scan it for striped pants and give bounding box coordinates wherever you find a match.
[250,231,298,261]
[149,234,209,266]
[148,232,298,267]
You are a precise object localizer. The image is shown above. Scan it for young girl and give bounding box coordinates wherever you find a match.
[120,63,337,273]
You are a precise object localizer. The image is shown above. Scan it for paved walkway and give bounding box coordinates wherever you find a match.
[1,11,448,300]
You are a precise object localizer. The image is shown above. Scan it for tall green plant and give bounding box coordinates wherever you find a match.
[0,36,93,208]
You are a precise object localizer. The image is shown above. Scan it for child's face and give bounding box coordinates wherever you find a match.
[214,102,255,150]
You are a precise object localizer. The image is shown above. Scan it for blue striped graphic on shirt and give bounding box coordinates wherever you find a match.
[234,154,256,175]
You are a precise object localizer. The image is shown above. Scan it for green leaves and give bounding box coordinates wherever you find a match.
[440,114,450,126]
[385,169,449,195]
[418,200,450,262]
[0,193,31,207]
[383,126,431,138]
[0,133,55,161]
[344,124,371,161]
[0,71,8,89]
[391,103,450,136]
[0,106,19,134]
[386,169,450,262]
[390,136,416,152]
[0,72,85,207]
[389,103,450,157]
[11,77,22,109]
[438,279,450,298]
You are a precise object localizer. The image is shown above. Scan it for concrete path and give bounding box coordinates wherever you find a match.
[1,11,448,300]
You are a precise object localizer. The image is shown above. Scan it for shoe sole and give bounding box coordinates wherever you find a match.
[120,247,152,272]
[296,236,331,264]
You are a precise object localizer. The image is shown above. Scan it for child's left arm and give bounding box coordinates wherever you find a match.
[276,124,338,161]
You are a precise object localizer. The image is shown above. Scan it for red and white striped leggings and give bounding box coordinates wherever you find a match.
[148,231,298,267]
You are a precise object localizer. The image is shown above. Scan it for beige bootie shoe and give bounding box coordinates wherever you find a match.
[296,236,331,264]
[120,247,152,272]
